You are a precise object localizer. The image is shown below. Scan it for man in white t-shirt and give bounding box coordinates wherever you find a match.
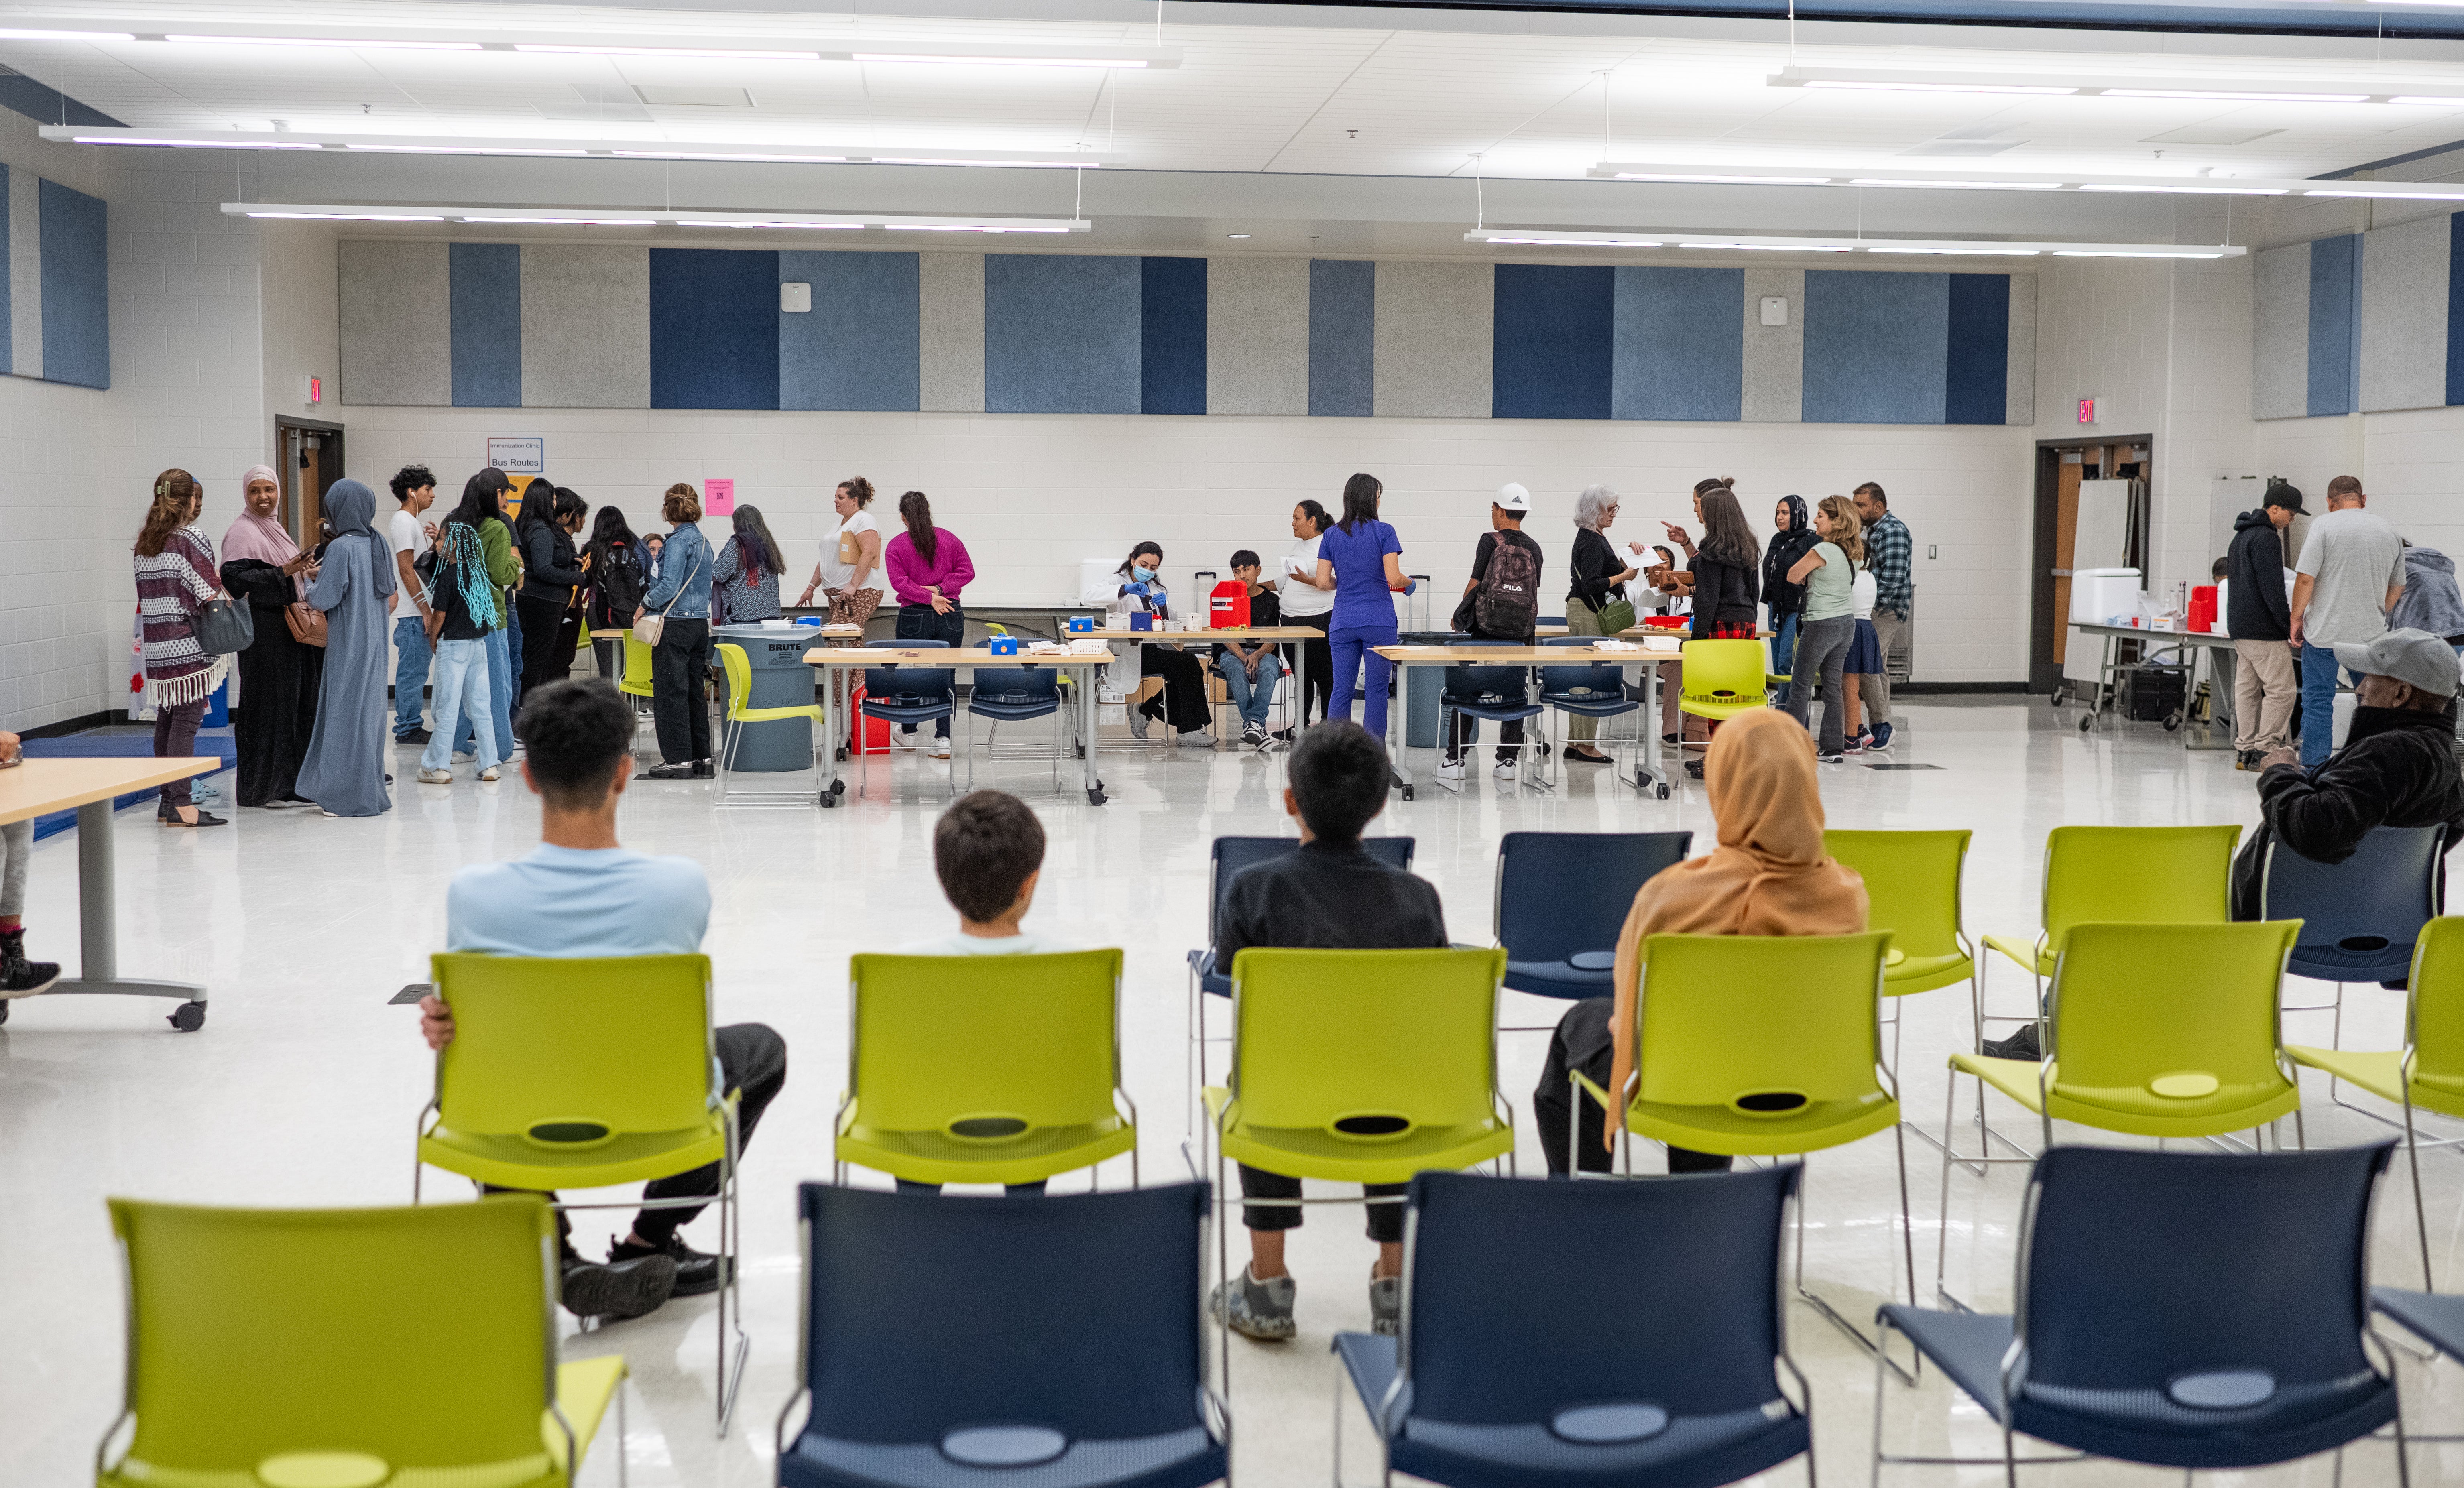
[387,465,439,744]
[2290,474,2406,767]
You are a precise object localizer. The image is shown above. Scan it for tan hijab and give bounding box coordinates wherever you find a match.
[1603,709,1867,1136]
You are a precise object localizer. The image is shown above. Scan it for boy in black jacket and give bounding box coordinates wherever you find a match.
[2225,481,2303,768]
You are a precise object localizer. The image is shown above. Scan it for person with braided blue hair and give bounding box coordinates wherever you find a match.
[415,476,512,786]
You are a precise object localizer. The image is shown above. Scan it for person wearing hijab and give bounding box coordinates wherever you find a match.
[1533,709,1869,1175]
[1763,494,1817,707]
[293,478,398,817]
[219,464,324,808]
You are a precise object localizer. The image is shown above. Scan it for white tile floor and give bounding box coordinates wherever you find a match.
[8,698,2464,1487]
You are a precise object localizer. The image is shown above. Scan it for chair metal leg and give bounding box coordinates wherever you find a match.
[2405,1090,2437,1290]
[1791,1153,1919,1384]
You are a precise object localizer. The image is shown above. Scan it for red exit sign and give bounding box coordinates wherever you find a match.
[2076,396,2099,424]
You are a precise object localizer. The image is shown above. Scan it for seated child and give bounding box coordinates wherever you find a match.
[1213,549,1286,750]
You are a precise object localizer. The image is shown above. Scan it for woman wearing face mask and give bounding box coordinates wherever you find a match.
[1763,495,1817,707]
[220,464,323,809]
[1113,541,1213,745]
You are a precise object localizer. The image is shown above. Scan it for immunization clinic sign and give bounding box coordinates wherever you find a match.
[486,436,545,476]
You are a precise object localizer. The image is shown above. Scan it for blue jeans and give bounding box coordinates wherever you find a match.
[392,615,433,738]
[1215,652,1283,728]
[1768,609,1802,707]
[423,639,501,774]
[451,623,518,761]
[1329,623,1398,741]
[2299,642,2346,768]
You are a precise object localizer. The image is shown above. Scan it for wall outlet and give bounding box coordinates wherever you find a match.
[1758,296,1788,327]
[780,282,812,313]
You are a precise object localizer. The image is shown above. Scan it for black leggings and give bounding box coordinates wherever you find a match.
[1140,646,1214,733]
[1535,997,1732,1177]
[1284,613,1333,726]
[515,592,576,700]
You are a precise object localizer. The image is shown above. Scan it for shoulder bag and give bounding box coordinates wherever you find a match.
[633,549,701,647]
[284,601,328,646]
[191,595,254,655]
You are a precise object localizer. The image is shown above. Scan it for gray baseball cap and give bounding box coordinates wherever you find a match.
[2331,628,2461,699]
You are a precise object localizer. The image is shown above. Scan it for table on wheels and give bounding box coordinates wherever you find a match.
[802,647,1114,804]
[0,757,222,1029]
[2065,622,2238,750]
[1067,626,1325,748]
[1371,643,1683,800]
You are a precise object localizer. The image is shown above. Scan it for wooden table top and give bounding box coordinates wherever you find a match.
[801,647,1102,666]
[0,757,222,826]
[1068,626,1324,641]
[1374,644,1676,663]
[598,624,861,639]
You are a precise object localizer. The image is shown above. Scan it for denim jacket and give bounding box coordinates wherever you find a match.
[642,522,712,620]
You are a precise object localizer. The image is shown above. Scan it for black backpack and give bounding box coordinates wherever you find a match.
[1473,536,1542,638]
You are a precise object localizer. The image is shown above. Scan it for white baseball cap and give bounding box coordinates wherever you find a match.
[1495,482,1532,513]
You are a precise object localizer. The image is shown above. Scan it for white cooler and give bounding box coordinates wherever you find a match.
[2065,568,2142,685]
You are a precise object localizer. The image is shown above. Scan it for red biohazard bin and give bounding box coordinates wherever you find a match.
[1210,580,1251,629]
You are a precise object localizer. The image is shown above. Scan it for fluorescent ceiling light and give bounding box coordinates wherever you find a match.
[1771,63,2464,106]
[853,51,1147,67]
[164,34,480,51]
[1845,178,2062,191]
[222,203,1091,233]
[1466,228,2242,258]
[513,43,820,60]
[0,27,135,41]
[2305,186,2464,201]
[1619,173,1835,186]
[2388,97,2464,106]
[2078,183,2288,195]
[51,127,1119,168]
[1593,161,2421,199]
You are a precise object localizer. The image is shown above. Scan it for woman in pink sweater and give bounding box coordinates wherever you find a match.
[880,490,975,755]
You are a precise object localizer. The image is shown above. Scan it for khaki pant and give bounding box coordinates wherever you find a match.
[1866,606,1910,726]
[2232,637,2297,754]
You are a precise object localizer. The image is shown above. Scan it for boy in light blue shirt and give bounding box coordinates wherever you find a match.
[418,679,788,1321]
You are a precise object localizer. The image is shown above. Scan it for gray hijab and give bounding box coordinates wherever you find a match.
[322,478,397,598]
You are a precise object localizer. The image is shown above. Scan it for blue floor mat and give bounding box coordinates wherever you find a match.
[22,730,236,841]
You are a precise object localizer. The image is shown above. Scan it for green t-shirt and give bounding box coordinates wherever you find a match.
[1802,542,1855,622]
[478,518,518,632]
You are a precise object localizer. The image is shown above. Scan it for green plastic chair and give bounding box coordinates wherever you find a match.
[1203,947,1512,1281]
[1566,930,1913,1362]
[415,952,745,1431]
[1825,828,1977,1002]
[714,641,828,807]
[2290,916,2464,1289]
[1677,639,1781,725]
[618,633,653,702]
[1981,824,2239,980]
[835,950,1138,1188]
[100,1195,624,1488]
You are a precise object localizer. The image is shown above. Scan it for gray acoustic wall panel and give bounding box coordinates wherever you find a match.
[2359,217,2449,414]
[2005,272,2038,427]
[1740,267,1804,424]
[919,252,986,413]
[9,165,40,381]
[338,240,450,407]
[2251,242,2311,421]
[1374,260,1491,419]
[1206,256,1308,416]
[520,246,649,408]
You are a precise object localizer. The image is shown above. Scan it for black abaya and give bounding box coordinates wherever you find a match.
[220,559,323,807]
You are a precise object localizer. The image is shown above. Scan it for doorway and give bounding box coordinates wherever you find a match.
[276,417,346,547]
[2029,434,2151,694]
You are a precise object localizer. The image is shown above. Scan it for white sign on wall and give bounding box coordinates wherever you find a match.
[486,436,545,475]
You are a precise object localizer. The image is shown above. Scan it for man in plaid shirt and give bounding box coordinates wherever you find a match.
[1853,482,1912,749]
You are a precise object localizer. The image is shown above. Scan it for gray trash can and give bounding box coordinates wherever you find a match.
[714,624,820,772]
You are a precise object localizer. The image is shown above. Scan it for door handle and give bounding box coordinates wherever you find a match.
[2050,569,2076,577]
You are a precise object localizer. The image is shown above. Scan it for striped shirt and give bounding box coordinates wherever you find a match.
[1865,512,1914,614]
[135,526,227,706]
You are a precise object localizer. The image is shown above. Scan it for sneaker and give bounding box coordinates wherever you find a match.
[1127,711,1152,740]
[1982,1024,2043,1062]
[0,930,61,997]
[452,750,476,764]
[477,766,502,783]
[559,1253,678,1321]
[929,736,952,760]
[1435,756,1467,784]
[1493,757,1518,778]
[1815,750,1845,764]
[892,729,920,751]
[637,762,698,780]
[1270,727,1298,744]
[395,726,432,745]
[1843,732,1869,755]
[1241,721,1268,748]
[1210,1264,1297,1342]
[1177,729,1213,748]
[2236,749,2263,771]
[1868,722,1894,751]
[1369,1272,1402,1337]
[610,1234,728,1297]
[416,767,454,785]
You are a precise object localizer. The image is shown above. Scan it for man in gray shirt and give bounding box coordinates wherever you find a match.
[2290,474,2406,767]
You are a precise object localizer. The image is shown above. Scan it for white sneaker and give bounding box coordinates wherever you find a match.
[451,750,475,764]
[1493,757,1519,778]
[478,766,502,782]
[1435,757,1467,784]
[928,736,951,759]
[416,767,453,785]
[892,730,920,751]
[1241,722,1268,748]
[1177,729,1213,748]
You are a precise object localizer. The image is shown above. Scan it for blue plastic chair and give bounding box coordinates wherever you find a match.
[860,639,956,802]
[1494,830,1692,1002]
[1540,638,1640,785]
[964,663,1069,794]
[1439,647,1544,794]
[1334,1167,1812,1488]
[2263,825,2448,1029]
[1877,1143,2406,1480]
[1184,835,1416,1134]
[778,1182,1226,1488]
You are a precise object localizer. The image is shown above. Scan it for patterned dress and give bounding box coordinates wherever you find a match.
[134,526,227,707]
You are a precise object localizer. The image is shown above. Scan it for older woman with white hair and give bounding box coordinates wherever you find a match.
[1565,484,1644,765]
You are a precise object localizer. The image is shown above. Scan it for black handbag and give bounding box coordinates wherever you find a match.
[191,596,254,654]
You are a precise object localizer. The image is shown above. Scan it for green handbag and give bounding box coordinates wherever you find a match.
[1591,596,1637,636]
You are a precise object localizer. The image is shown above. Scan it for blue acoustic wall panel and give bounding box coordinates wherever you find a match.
[651,248,779,410]
[985,254,1141,415]
[1141,256,1206,415]
[1943,274,2010,425]
[1308,259,1374,417]
[1492,263,1612,420]
[1802,270,1947,424]
[449,243,521,408]
[1613,265,1742,422]
[2308,233,2359,418]
[35,177,106,389]
[780,250,919,412]
[2451,214,2464,408]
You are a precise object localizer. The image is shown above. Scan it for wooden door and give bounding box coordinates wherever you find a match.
[2051,457,2083,666]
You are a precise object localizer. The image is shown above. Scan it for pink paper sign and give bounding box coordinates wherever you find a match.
[705,478,736,516]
